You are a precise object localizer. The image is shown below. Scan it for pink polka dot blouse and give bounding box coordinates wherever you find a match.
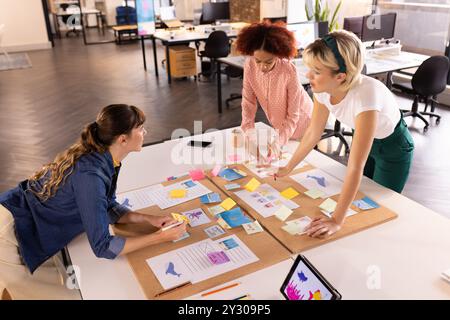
[240,57,313,145]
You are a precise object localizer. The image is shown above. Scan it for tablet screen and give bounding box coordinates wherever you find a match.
[282,259,336,300]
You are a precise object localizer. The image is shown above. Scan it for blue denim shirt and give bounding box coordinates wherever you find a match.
[0,151,130,273]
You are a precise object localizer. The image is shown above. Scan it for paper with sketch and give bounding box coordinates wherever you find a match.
[147,179,212,209]
[146,234,259,290]
[290,168,343,197]
[116,184,163,211]
[234,184,299,218]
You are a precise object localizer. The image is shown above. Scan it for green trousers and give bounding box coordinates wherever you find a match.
[363,117,414,193]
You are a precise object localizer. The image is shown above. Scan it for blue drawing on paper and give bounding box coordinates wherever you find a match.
[307,175,326,187]
[165,262,181,277]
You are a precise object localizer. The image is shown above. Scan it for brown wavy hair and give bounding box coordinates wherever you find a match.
[29,104,146,201]
[235,21,297,59]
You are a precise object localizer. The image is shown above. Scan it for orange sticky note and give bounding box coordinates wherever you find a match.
[244,178,261,192]
[220,197,236,211]
[280,187,299,200]
[170,189,186,198]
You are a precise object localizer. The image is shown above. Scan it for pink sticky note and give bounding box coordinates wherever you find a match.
[207,251,230,265]
[228,154,241,162]
[189,169,205,181]
[211,165,222,177]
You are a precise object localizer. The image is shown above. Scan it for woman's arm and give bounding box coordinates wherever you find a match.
[276,98,329,177]
[240,59,258,132]
[119,222,187,256]
[116,211,175,228]
[306,110,378,238]
[277,74,313,146]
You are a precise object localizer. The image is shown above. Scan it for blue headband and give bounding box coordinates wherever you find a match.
[322,34,347,73]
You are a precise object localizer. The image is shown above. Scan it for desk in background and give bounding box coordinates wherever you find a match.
[53,8,106,38]
[66,123,450,300]
[143,23,247,84]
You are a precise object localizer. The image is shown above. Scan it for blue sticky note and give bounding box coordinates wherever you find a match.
[200,193,221,204]
[353,196,380,210]
[218,207,252,228]
[361,196,379,208]
[182,180,196,188]
[218,168,245,182]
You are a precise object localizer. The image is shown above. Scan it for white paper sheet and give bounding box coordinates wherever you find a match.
[234,184,299,218]
[290,168,343,198]
[146,235,259,290]
[115,184,163,210]
[147,179,212,209]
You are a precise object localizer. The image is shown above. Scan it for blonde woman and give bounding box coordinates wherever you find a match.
[277,30,414,238]
[0,105,186,299]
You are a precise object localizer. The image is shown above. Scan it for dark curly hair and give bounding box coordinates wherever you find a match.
[235,22,297,59]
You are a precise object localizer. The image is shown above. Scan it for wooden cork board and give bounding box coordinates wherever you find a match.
[113,176,291,300]
[207,163,398,254]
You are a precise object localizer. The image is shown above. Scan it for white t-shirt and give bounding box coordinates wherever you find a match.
[314,75,401,139]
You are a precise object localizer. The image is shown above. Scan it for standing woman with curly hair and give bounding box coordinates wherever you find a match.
[235,22,313,154]
[0,104,186,299]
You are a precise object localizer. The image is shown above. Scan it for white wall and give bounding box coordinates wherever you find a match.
[328,0,372,29]
[0,0,51,52]
[174,0,206,21]
[104,0,124,26]
[378,2,449,55]
[261,0,286,19]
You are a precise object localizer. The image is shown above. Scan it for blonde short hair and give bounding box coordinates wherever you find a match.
[303,30,365,91]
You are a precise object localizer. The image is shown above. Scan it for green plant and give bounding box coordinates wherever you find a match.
[305,0,343,32]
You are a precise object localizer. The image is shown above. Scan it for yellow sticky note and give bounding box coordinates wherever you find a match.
[304,189,325,199]
[274,205,293,222]
[282,223,302,235]
[171,213,190,223]
[170,189,186,198]
[244,178,261,192]
[280,187,300,200]
[220,197,236,211]
[319,198,337,213]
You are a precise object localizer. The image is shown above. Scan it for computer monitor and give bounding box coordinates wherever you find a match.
[361,12,396,42]
[201,2,230,24]
[343,16,364,39]
[287,22,318,50]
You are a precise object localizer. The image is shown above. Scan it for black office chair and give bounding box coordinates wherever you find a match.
[392,55,449,132]
[224,65,244,109]
[197,31,230,80]
[318,65,367,155]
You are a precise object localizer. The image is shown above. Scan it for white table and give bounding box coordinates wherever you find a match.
[67,123,450,300]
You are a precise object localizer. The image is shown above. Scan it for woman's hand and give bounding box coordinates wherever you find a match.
[144,215,177,228]
[156,222,187,242]
[304,216,342,239]
[275,164,294,178]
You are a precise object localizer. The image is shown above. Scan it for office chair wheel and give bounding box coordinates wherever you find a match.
[423,125,429,133]
[436,118,440,125]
